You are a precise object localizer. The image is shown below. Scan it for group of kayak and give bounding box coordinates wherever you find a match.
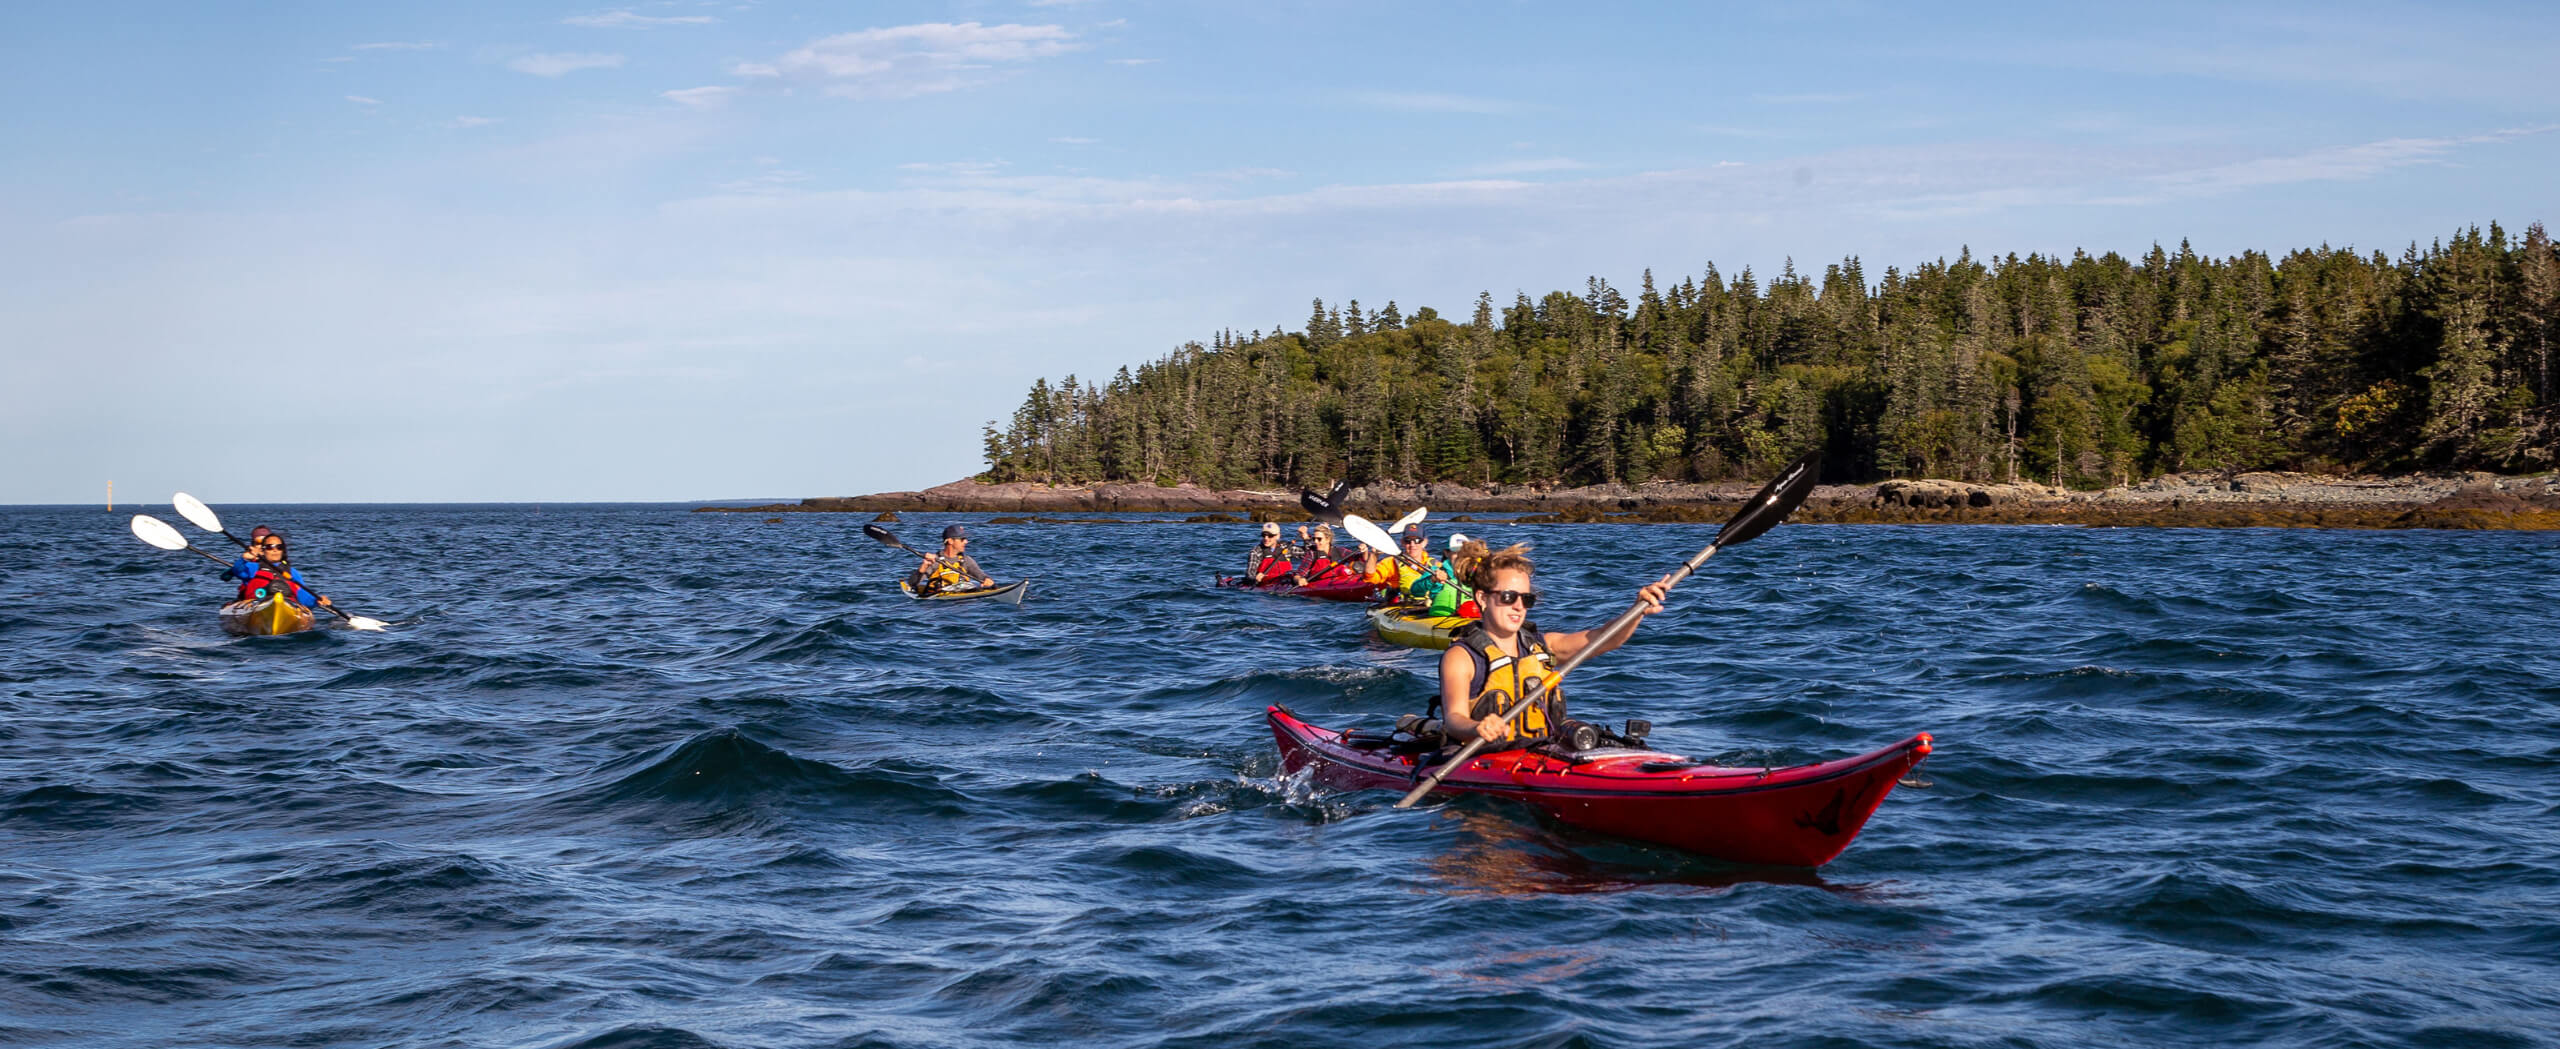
[131,456,1929,867]
[1215,460,1934,868]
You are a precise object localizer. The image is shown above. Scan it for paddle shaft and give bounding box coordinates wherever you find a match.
[1392,544,1718,808]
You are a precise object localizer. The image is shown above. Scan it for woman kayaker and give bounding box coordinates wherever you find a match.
[909,525,996,596]
[236,532,334,611]
[1438,544,1668,746]
[1288,525,1354,587]
[1243,522,1293,585]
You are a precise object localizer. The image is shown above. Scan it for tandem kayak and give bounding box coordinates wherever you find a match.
[1367,605,1476,650]
[219,595,317,636]
[1268,705,1931,867]
[899,579,1030,606]
[1216,574,1383,603]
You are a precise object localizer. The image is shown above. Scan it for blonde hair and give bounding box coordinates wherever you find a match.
[1458,541,1532,591]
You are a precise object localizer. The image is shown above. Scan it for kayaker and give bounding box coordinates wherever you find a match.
[1289,525,1354,587]
[221,525,275,585]
[1243,522,1293,585]
[1392,528,1473,616]
[909,525,995,596]
[236,532,334,611]
[1437,544,1668,747]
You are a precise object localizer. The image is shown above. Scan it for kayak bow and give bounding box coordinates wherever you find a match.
[1367,605,1476,650]
[1269,706,1930,867]
[219,595,318,637]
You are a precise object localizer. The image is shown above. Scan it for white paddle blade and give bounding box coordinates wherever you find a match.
[346,615,389,631]
[1448,533,1469,552]
[1340,514,1398,556]
[1387,506,1427,534]
[131,515,189,551]
[172,492,224,534]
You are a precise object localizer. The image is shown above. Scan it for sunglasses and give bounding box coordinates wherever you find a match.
[1485,588,1538,609]
[258,541,284,550]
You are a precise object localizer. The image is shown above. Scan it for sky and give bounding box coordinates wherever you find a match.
[4,0,2555,503]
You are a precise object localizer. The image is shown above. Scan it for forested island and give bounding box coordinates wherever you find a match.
[979,223,2557,491]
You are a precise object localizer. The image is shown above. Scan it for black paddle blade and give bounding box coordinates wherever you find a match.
[1713,449,1823,548]
[862,524,901,546]
[1299,480,1350,526]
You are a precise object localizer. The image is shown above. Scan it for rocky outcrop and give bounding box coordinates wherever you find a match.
[700,470,2560,530]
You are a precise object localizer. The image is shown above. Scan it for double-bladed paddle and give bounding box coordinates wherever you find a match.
[1392,450,1823,809]
[130,514,388,630]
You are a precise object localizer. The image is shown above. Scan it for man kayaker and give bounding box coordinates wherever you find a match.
[1243,522,1293,585]
[236,532,334,611]
[1437,543,1668,747]
[909,525,995,596]
[221,525,275,586]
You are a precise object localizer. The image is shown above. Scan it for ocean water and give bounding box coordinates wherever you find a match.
[3,504,2556,1049]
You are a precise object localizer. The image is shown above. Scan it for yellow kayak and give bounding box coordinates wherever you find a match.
[220,595,317,636]
[1366,605,1476,650]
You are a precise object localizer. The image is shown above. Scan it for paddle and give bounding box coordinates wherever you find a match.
[1298,480,1354,527]
[1393,449,1823,809]
[172,492,248,548]
[130,515,388,630]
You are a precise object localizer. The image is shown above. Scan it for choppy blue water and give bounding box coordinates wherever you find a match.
[4,504,2556,1048]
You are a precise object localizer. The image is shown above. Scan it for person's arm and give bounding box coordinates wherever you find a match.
[1543,576,1672,663]
[961,555,992,583]
[1439,646,1501,743]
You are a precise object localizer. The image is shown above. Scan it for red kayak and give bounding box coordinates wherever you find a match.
[1216,574,1382,603]
[1268,706,1931,867]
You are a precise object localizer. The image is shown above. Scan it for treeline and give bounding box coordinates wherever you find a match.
[982,223,2560,488]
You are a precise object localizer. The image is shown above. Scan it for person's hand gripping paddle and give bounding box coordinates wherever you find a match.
[1393,450,1823,809]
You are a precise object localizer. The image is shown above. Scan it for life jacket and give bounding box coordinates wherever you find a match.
[239,565,309,606]
[920,556,971,594]
[1247,542,1291,581]
[1445,622,1561,743]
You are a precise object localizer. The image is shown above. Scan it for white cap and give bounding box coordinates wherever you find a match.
[1448,533,1469,551]
[1261,522,1280,535]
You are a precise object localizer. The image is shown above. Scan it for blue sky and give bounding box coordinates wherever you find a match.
[5,1,2554,502]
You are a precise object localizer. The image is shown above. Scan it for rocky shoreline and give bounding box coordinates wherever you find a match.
[703,471,2560,530]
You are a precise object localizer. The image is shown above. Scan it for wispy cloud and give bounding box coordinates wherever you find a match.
[663,85,741,109]
[1106,57,1156,66]
[1461,157,1589,176]
[2098,126,2560,204]
[1050,136,1099,145]
[448,116,499,129]
[510,52,627,77]
[345,95,383,106]
[1750,91,1864,104]
[564,9,718,28]
[734,23,1079,100]
[1345,91,1534,115]
[352,41,437,51]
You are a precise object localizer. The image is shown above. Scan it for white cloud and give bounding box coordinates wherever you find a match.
[563,10,717,28]
[734,23,1078,99]
[1050,136,1099,145]
[510,52,627,77]
[1107,57,1156,66]
[448,116,499,128]
[345,94,382,105]
[663,85,741,109]
[352,41,437,51]
[1344,91,1534,115]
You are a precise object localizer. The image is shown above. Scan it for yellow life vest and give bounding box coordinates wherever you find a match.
[922,556,970,593]
[1456,624,1561,742]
